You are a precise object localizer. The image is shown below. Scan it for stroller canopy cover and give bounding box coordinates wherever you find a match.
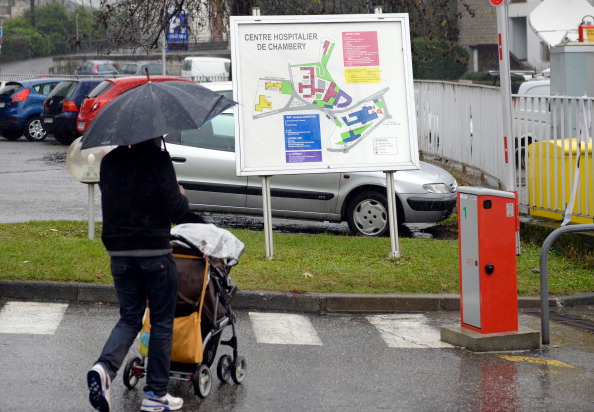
[171,223,245,266]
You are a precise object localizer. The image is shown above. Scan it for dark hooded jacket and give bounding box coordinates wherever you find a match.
[99,140,189,254]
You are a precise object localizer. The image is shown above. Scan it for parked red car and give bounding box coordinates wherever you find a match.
[77,76,193,135]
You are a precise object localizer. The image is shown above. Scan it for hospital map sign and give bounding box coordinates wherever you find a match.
[230,14,419,176]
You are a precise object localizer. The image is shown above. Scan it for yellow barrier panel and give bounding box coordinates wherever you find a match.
[528,138,593,224]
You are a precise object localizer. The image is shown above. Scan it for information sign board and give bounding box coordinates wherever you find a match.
[230,14,419,176]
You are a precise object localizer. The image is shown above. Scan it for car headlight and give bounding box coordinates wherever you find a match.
[423,183,451,194]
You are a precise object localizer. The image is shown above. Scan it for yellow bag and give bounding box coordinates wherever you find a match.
[138,259,209,364]
[139,310,203,364]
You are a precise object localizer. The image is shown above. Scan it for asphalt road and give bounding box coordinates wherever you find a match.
[1,300,593,412]
[0,56,55,75]
[0,138,454,242]
[0,138,349,233]
[2,133,593,412]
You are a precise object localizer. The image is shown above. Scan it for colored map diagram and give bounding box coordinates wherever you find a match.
[252,39,391,153]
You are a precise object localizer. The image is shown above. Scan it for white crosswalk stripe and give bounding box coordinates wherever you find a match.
[0,301,68,335]
[367,314,454,348]
[0,301,454,349]
[249,312,323,345]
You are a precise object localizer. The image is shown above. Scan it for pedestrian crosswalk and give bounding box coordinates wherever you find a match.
[0,301,452,349]
[0,301,68,335]
[367,314,453,348]
[249,312,323,345]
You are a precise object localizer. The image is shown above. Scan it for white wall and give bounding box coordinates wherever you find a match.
[509,0,550,72]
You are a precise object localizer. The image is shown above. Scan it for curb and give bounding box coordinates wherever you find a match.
[1,280,592,314]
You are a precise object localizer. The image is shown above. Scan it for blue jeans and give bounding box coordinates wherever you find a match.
[96,255,178,396]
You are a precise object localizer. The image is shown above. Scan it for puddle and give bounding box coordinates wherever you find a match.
[42,152,66,166]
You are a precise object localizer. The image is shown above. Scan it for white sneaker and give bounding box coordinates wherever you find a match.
[141,391,183,411]
[87,363,112,412]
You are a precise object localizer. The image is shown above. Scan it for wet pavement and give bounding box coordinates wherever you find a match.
[0,138,455,240]
[0,300,593,412]
[1,132,593,411]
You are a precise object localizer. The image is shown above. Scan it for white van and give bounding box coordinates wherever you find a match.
[181,57,231,81]
[512,79,551,167]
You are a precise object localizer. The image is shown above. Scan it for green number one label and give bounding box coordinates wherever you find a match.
[463,206,467,219]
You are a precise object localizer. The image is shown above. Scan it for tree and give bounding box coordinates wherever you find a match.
[0,3,101,63]
[1,17,47,61]
[96,0,210,52]
[95,0,475,53]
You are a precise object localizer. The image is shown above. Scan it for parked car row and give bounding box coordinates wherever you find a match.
[0,78,65,141]
[42,79,102,145]
[0,78,458,236]
[0,57,227,142]
[74,60,165,77]
[0,75,193,144]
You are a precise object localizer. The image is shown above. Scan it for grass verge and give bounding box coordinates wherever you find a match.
[0,221,592,296]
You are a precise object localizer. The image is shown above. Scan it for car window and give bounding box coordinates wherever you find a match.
[0,83,23,96]
[99,64,117,72]
[74,81,102,99]
[119,64,135,74]
[47,81,78,99]
[42,83,59,95]
[182,60,192,71]
[169,114,235,152]
[144,64,163,75]
[88,81,115,98]
[525,85,549,96]
[32,83,56,95]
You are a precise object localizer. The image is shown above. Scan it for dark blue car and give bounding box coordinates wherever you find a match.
[42,79,102,145]
[0,78,65,141]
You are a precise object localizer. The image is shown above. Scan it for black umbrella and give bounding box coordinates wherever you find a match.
[81,80,236,149]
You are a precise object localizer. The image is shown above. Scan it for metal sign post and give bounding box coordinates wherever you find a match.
[385,171,401,258]
[261,176,274,259]
[87,184,95,240]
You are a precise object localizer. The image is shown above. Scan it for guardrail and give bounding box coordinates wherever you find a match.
[415,80,594,224]
[514,94,593,224]
[539,224,594,344]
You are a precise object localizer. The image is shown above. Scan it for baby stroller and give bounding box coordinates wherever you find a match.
[122,223,246,398]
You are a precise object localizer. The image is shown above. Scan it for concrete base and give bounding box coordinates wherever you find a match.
[440,324,541,352]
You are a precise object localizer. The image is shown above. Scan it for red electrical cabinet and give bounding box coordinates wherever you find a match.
[457,187,519,334]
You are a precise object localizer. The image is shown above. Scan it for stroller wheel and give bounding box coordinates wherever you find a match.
[231,356,247,385]
[123,357,143,389]
[193,364,212,398]
[216,354,232,383]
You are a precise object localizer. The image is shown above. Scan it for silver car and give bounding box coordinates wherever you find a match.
[166,108,457,237]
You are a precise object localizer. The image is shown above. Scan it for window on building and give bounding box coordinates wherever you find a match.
[510,17,528,61]
[540,42,550,62]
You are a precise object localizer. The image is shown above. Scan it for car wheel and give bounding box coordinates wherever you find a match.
[24,117,47,142]
[346,191,405,237]
[346,191,389,237]
[1,130,22,141]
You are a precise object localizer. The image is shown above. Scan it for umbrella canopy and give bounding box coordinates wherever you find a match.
[81,80,236,149]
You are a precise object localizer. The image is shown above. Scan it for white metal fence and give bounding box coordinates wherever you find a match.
[415,80,594,224]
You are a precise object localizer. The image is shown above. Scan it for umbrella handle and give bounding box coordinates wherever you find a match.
[145,67,151,83]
